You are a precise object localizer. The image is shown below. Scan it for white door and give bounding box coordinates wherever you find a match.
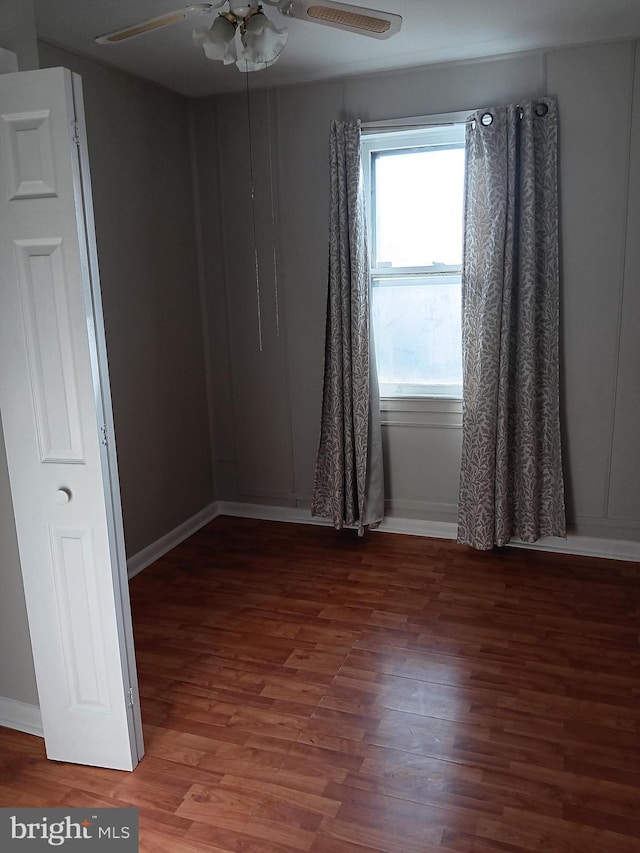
[0,67,143,770]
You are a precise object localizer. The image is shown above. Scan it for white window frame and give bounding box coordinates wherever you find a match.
[361,112,469,404]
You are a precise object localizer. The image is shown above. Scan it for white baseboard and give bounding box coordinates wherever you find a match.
[217,501,640,562]
[126,502,221,578]
[0,697,43,737]
[508,534,640,562]
[217,501,325,526]
[128,500,640,577]
[380,515,458,539]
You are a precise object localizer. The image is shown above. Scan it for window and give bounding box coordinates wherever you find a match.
[361,119,466,399]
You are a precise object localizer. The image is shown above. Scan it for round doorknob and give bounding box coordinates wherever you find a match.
[55,488,72,505]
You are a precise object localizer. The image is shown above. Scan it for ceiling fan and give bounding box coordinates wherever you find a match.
[95,1,402,72]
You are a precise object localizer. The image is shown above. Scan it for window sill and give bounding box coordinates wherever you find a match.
[380,396,462,414]
[379,396,462,430]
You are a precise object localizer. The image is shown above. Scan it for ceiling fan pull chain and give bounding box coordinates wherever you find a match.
[245,64,263,351]
[266,65,280,337]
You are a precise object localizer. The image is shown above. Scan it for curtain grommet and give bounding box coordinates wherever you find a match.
[480,112,493,126]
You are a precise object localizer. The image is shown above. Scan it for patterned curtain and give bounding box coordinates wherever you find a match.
[311,120,384,535]
[458,98,566,549]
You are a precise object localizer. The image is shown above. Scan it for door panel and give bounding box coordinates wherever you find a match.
[14,236,85,462]
[2,107,57,199]
[0,67,142,770]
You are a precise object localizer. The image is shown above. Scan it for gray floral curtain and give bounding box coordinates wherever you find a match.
[458,98,566,549]
[311,119,384,535]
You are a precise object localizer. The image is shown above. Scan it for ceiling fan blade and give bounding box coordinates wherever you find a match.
[95,3,220,44]
[277,1,401,39]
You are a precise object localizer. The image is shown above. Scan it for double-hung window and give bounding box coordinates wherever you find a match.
[361,117,466,399]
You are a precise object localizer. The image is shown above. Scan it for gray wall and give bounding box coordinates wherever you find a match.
[0,416,38,706]
[548,41,640,536]
[39,44,215,557]
[193,40,640,543]
[0,0,38,70]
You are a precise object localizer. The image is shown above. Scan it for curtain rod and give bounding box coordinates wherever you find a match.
[361,120,468,134]
[361,109,473,133]
[361,101,550,134]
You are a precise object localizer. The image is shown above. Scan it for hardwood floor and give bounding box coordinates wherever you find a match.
[2,516,640,851]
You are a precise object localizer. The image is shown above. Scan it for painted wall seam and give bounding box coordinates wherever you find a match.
[188,100,217,499]
[605,40,637,518]
[214,96,240,500]
[272,86,298,497]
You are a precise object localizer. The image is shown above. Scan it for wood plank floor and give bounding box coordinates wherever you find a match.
[2,516,640,852]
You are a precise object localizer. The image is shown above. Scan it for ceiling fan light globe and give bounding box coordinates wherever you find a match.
[240,11,288,68]
[193,14,237,64]
[229,1,260,18]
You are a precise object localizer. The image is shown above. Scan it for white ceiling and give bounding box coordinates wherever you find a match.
[34,0,640,97]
